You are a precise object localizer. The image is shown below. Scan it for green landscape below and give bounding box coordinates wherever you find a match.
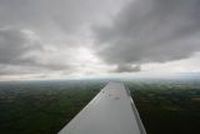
[0,78,199,134]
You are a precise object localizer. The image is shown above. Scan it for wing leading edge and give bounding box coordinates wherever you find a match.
[58,82,146,134]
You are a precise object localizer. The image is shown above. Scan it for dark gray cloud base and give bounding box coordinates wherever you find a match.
[0,28,41,65]
[1,0,200,78]
[94,0,200,67]
[0,27,66,76]
[114,65,141,73]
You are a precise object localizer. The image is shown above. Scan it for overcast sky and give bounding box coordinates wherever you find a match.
[0,0,200,80]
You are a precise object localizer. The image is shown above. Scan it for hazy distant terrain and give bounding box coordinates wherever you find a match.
[0,78,199,134]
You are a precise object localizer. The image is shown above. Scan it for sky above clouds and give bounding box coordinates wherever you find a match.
[0,0,200,80]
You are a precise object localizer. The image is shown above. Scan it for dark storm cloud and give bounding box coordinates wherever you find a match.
[114,65,141,73]
[94,0,200,66]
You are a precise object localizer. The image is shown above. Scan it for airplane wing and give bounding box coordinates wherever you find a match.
[58,82,146,134]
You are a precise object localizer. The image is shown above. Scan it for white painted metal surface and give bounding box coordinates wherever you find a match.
[58,82,146,134]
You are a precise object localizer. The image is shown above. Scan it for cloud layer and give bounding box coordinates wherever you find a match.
[0,0,120,78]
[94,0,200,66]
[114,65,141,73]
[0,0,200,79]
[0,27,43,65]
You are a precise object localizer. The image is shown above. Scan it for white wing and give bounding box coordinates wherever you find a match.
[58,82,146,134]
